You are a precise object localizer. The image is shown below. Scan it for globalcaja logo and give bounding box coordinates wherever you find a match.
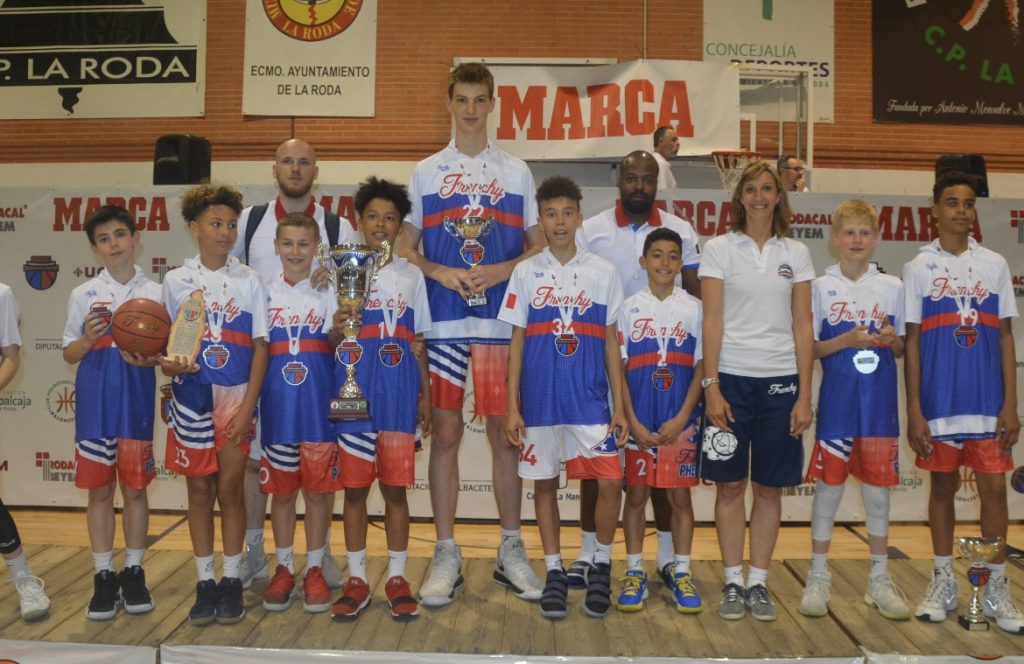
[23,255,59,290]
[152,257,179,283]
[264,0,364,42]
[0,389,32,412]
[35,451,76,482]
[45,380,76,423]
[0,204,27,232]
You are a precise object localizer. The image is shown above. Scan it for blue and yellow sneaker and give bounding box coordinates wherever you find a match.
[672,571,703,614]
[615,569,648,612]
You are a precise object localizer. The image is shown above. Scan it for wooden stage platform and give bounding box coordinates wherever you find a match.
[1,544,1022,658]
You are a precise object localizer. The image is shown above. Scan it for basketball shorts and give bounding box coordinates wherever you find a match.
[166,377,251,477]
[916,437,1013,474]
[805,437,900,487]
[427,342,508,416]
[699,373,803,488]
[625,424,700,489]
[338,431,416,488]
[518,424,623,481]
[75,438,156,490]
[259,442,342,495]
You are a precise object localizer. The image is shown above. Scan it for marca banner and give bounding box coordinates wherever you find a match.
[873,0,1024,125]
[0,0,206,119]
[703,0,835,123]
[0,184,1022,523]
[242,0,377,117]
[488,60,739,160]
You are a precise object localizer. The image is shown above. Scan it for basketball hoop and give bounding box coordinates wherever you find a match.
[712,150,763,193]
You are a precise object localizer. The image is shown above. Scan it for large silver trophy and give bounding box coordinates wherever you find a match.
[956,535,1004,631]
[317,242,385,421]
[443,215,496,306]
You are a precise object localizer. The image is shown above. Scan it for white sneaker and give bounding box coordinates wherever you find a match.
[321,547,344,590]
[15,574,50,622]
[239,545,269,590]
[493,537,543,601]
[419,541,464,607]
[865,573,910,620]
[983,575,1024,634]
[915,568,957,622]
[798,570,831,618]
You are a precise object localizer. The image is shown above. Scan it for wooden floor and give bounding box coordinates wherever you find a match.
[2,510,1024,658]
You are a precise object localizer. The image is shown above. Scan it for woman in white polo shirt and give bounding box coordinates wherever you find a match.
[697,160,815,622]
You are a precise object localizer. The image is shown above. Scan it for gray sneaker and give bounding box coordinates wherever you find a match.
[865,573,910,620]
[798,570,831,618]
[494,536,543,601]
[321,546,345,590]
[745,583,777,622]
[419,541,464,607]
[719,582,746,620]
[239,545,269,590]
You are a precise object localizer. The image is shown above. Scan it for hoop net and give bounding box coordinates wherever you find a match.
[712,150,763,192]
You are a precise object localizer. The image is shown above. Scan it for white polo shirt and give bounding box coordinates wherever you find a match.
[653,152,677,191]
[579,202,700,299]
[698,231,815,377]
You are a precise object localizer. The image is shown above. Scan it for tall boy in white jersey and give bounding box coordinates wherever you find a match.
[400,62,545,606]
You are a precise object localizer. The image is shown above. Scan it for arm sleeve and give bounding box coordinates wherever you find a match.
[413,270,432,334]
[697,237,725,280]
[902,261,923,325]
[62,290,85,348]
[497,264,529,327]
[792,241,816,283]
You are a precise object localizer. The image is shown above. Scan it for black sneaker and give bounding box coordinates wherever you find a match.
[659,562,675,589]
[86,570,121,621]
[540,568,569,620]
[120,566,155,614]
[583,562,612,618]
[215,576,245,624]
[189,579,219,626]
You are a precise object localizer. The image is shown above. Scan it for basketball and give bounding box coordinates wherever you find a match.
[111,298,172,357]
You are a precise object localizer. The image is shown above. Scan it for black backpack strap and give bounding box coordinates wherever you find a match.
[243,203,270,264]
[324,211,341,247]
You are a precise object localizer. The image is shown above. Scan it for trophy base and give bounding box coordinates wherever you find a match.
[329,398,369,422]
[959,615,990,631]
[466,294,488,307]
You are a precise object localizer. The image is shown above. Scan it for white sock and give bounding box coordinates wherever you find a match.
[124,548,145,569]
[347,549,367,581]
[276,546,294,574]
[500,528,520,543]
[222,553,242,579]
[987,561,1006,582]
[656,530,674,569]
[545,554,563,571]
[92,550,114,573]
[5,553,30,579]
[747,566,768,588]
[594,540,613,565]
[724,565,744,587]
[934,555,953,575]
[577,530,597,562]
[674,554,691,574]
[388,549,408,578]
[195,555,215,582]
[245,528,264,552]
[306,546,325,571]
[626,553,643,571]
[869,554,888,579]
[811,552,829,574]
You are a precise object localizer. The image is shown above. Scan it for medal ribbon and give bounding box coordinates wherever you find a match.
[378,269,400,340]
[944,257,977,327]
[551,263,577,335]
[459,159,488,218]
[198,266,229,343]
[651,293,673,366]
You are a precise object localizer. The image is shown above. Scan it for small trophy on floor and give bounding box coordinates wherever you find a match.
[956,535,1004,631]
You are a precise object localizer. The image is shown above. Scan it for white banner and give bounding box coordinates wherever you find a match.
[0,185,1022,523]
[703,0,834,123]
[0,639,154,663]
[489,60,740,160]
[242,0,377,117]
[0,1,206,119]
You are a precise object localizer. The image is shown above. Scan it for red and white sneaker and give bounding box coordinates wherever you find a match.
[385,575,419,619]
[262,565,295,612]
[303,566,331,613]
[331,577,371,620]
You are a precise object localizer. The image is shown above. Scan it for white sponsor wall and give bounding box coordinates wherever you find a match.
[0,184,1022,522]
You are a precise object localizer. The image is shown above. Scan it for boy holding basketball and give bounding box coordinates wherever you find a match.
[161,184,268,626]
[63,205,162,621]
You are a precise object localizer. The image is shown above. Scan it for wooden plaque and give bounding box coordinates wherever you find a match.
[164,290,206,363]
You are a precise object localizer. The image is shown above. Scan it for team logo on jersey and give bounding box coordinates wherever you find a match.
[554,332,579,357]
[954,324,978,349]
[203,344,230,369]
[263,0,363,42]
[336,339,362,367]
[777,263,794,280]
[703,426,738,461]
[23,255,59,290]
[159,385,173,425]
[283,360,308,386]
[378,342,404,367]
[652,366,674,391]
[90,302,114,329]
[590,432,619,456]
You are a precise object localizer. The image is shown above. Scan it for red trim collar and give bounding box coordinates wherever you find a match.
[274,198,316,221]
[614,200,662,227]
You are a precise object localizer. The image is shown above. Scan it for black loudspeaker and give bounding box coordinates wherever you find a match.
[153,134,211,185]
[935,153,988,197]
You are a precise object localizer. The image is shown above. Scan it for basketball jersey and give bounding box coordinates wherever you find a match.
[262,275,338,446]
[0,283,19,347]
[904,239,1018,440]
[498,248,624,427]
[618,287,703,432]
[62,267,162,442]
[579,202,701,298]
[162,256,268,387]
[408,141,538,344]
[813,264,904,440]
[336,258,431,435]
